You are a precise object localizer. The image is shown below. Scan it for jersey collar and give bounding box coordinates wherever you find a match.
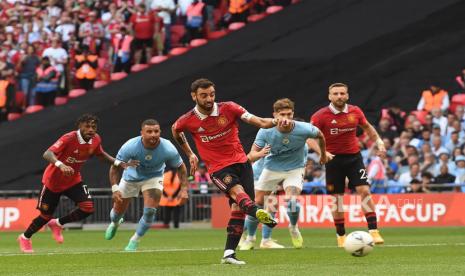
[76,130,93,144]
[194,102,218,120]
[329,103,349,114]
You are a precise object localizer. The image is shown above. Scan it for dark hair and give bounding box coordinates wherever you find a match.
[76,113,99,126]
[421,172,433,179]
[191,78,215,93]
[141,119,159,128]
[410,179,421,184]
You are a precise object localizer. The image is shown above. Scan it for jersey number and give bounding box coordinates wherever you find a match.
[359,169,368,180]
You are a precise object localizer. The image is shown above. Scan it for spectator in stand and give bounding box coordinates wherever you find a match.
[203,0,218,32]
[42,36,68,95]
[406,179,425,193]
[431,136,448,158]
[34,56,59,107]
[452,147,462,161]
[435,152,455,175]
[18,44,40,106]
[453,155,465,192]
[376,117,398,144]
[398,163,421,191]
[228,0,250,23]
[55,14,76,51]
[433,165,455,192]
[444,113,458,137]
[111,26,133,73]
[446,131,463,153]
[420,152,437,176]
[130,3,157,64]
[381,105,405,133]
[0,74,16,122]
[74,46,98,91]
[151,0,175,55]
[183,0,207,44]
[194,162,212,194]
[367,147,387,193]
[79,10,105,53]
[417,85,450,113]
[455,68,465,92]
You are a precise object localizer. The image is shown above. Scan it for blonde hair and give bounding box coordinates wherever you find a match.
[273,98,295,112]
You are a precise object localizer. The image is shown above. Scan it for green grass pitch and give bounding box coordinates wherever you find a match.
[1,227,464,275]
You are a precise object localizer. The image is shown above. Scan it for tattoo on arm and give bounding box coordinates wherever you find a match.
[176,132,188,145]
[43,150,58,164]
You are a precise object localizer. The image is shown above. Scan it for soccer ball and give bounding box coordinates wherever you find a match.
[343,231,374,257]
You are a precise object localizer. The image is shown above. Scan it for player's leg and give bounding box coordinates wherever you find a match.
[125,177,162,251]
[53,183,94,243]
[260,192,284,249]
[221,202,246,265]
[105,179,134,240]
[348,153,384,244]
[19,186,61,252]
[326,155,347,247]
[282,168,305,248]
[240,189,270,250]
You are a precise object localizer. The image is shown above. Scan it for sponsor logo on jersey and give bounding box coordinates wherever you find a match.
[65,157,86,164]
[200,128,232,142]
[330,128,356,135]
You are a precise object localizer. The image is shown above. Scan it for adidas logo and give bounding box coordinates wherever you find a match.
[331,119,337,124]
[197,127,205,132]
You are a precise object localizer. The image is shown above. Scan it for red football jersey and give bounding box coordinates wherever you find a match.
[173,101,249,174]
[42,131,104,192]
[311,104,368,154]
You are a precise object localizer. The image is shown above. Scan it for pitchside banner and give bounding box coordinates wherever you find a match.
[0,199,40,231]
[211,194,465,228]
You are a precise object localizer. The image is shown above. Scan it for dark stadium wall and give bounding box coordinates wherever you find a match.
[1,0,463,189]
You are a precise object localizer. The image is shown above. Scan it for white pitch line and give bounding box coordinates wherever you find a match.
[2,243,465,257]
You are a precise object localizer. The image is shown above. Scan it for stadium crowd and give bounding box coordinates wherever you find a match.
[0,0,293,121]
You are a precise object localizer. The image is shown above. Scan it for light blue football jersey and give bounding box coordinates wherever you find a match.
[252,157,265,181]
[254,121,319,171]
[116,137,183,181]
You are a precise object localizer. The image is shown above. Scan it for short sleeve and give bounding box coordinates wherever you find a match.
[253,129,267,148]
[93,136,104,156]
[48,134,71,154]
[166,143,183,168]
[173,115,187,132]
[116,141,131,162]
[226,101,247,119]
[355,106,368,125]
[310,113,321,130]
[304,122,320,138]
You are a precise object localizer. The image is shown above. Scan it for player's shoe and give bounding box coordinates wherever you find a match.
[260,239,285,249]
[255,209,277,228]
[48,219,64,244]
[239,239,255,250]
[221,253,246,265]
[124,240,139,251]
[289,225,303,249]
[337,234,346,248]
[369,229,385,245]
[17,235,34,253]
[105,218,124,240]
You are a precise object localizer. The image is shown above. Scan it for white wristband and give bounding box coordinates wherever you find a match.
[54,160,64,167]
[114,159,122,167]
[111,184,119,193]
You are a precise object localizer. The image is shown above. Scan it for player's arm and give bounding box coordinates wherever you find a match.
[360,122,386,158]
[240,112,291,129]
[171,125,199,176]
[96,150,140,169]
[43,149,75,176]
[313,130,332,164]
[247,144,271,162]
[109,163,124,203]
[176,163,189,205]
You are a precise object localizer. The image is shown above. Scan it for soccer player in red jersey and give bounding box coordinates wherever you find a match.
[18,114,137,253]
[311,83,386,247]
[172,78,290,265]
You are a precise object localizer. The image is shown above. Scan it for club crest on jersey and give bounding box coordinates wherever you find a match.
[282,137,290,144]
[217,115,228,126]
[347,114,356,123]
[223,175,233,184]
[145,155,152,161]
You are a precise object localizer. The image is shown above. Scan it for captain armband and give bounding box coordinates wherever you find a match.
[241,112,254,121]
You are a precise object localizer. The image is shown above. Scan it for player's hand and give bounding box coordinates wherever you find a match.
[178,189,189,205]
[258,144,271,158]
[376,143,387,159]
[112,190,123,204]
[189,154,199,176]
[121,159,140,169]
[277,118,292,128]
[320,151,334,164]
[59,164,74,176]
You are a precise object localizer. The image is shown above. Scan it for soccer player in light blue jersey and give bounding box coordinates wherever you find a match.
[242,98,331,249]
[104,119,189,251]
